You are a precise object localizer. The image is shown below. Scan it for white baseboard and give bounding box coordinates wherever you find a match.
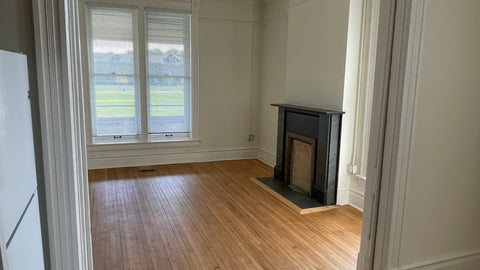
[88,147,259,169]
[337,188,349,205]
[348,188,365,212]
[88,147,366,212]
[257,148,275,167]
[392,249,480,270]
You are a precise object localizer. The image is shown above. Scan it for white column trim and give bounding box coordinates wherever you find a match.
[33,0,93,269]
[384,0,426,267]
[138,3,149,142]
[191,0,201,141]
[350,0,380,178]
[357,0,398,267]
[358,0,428,269]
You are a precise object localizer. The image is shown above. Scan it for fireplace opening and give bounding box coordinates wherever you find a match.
[285,132,316,196]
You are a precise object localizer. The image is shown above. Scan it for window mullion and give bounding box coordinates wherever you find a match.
[86,7,97,140]
[191,6,199,140]
[137,5,149,142]
[184,31,191,135]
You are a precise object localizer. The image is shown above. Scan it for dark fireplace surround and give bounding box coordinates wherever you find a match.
[272,104,344,206]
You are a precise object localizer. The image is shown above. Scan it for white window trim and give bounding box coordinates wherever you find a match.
[85,5,142,143]
[144,8,192,140]
[348,0,380,180]
[78,0,200,146]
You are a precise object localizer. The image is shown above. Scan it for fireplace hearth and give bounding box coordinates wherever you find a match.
[272,104,344,206]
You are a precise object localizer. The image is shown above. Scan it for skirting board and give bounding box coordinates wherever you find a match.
[257,148,276,167]
[392,249,480,270]
[89,146,365,213]
[88,147,258,169]
[337,188,349,205]
[349,188,365,212]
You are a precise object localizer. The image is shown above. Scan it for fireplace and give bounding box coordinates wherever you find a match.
[272,104,344,206]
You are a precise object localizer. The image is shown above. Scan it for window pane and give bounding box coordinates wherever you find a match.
[93,75,137,135]
[93,43,135,75]
[87,6,140,137]
[149,77,190,133]
[148,46,186,77]
[146,10,191,135]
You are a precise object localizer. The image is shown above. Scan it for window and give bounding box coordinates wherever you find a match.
[84,4,195,144]
[146,10,191,140]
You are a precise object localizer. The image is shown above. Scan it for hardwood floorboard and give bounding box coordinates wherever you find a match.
[89,160,362,270]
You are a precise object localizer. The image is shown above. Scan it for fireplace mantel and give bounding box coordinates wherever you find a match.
[272,103,344,206]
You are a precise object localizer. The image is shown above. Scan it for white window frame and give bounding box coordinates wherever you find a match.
[79,0,200,146]
[85,5,142,144]
[347,0,380,180]
[144,8,193,142]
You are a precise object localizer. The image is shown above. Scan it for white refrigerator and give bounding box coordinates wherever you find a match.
[0,50,45,270]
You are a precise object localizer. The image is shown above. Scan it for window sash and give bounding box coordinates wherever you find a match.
[145,9,192,137]
[86,5,142,140]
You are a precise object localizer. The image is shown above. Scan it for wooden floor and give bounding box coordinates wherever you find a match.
[88,160,362,270]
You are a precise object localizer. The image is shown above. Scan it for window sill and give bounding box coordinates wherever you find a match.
[87,138,201,152]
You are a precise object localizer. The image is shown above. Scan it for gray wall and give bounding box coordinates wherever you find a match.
[0,1,49,268]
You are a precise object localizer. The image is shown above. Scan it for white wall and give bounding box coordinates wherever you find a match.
[198,0,260,150]
[285,0,349,110]
[257,0,289,165]
[338,0,364,207]
[257,0,352,206]
[87,0,262,168]
[398,0,480,267]
[257,0,350,165]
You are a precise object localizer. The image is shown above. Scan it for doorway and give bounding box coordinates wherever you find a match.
[32,0,412,269]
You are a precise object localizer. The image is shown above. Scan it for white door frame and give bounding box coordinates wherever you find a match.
[358,0,427,269]
[33,0,92,269]
[32,0,427,269]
